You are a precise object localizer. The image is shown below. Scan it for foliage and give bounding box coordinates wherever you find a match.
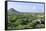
[7,9,45,30]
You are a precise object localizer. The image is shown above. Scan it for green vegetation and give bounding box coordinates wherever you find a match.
[7,8,45,30]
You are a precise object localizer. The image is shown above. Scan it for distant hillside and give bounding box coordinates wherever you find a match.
[8,8,44,15]
[8,8,20,13]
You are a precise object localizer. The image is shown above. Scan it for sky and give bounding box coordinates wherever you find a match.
[8,2,44,13]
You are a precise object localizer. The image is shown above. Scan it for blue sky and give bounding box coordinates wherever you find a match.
[8,2,44,13]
